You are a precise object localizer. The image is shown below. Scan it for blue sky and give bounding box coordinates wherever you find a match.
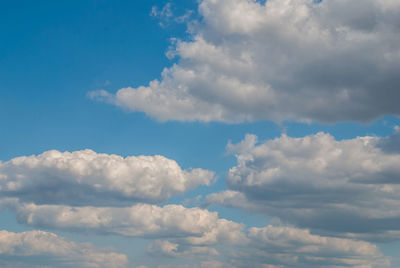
[1,0,400,267]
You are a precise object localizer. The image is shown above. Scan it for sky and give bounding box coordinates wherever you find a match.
[1,0,400,267]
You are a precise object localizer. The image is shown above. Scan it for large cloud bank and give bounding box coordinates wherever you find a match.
[0,149,223,267]
[206,130,400,241]
[0,144,391,267]
[90,0,400,123]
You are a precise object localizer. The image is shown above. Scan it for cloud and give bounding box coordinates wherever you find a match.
[90,0,400,123]
[240,225,389,268]
[0,138,396,266]
[0,149,214,206]
[151,262,232,268]
[137,224,390,268]
[150,3,194,28]
[147,240,218,258]
[0,229,127,268]
[151,3,173,20]
[4,201,245,246]
[3,199,390,267]
[377,125,400,153]
[206,131,400,241]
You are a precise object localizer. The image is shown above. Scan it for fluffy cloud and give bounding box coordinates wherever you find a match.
[90,0,400,123]
[241,225,389,268]
[0,229,127,268]
[4,201,245,246]
[5,199,389,267]
[0,149,214,206]
[1,137,396,267]
[138,225,389,268]
[206,131,400,240]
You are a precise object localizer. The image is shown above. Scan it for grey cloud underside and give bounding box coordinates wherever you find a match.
[91,0,400,123]
[377,126,400,153]
[0,149,214,206]
[206,131,400,241]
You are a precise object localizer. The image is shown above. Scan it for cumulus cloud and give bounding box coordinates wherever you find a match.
[0,229,127,268]
[241,225,389,268]
[0,149,214,206]
[138,225,389,268]
[0,138,396,266]
[206,131,400,240]
[4,201,245,246]
[4,199,389,267]
[90,0,400,123]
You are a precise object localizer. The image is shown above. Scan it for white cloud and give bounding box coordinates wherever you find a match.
[137,224,389,268]
[242,225,389,268]
[0,229,127,268]
[4,199,390,267]
[0,149,214,206]
[90,0,400,123]
[206,131,400,240]
[5,201,245,246]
